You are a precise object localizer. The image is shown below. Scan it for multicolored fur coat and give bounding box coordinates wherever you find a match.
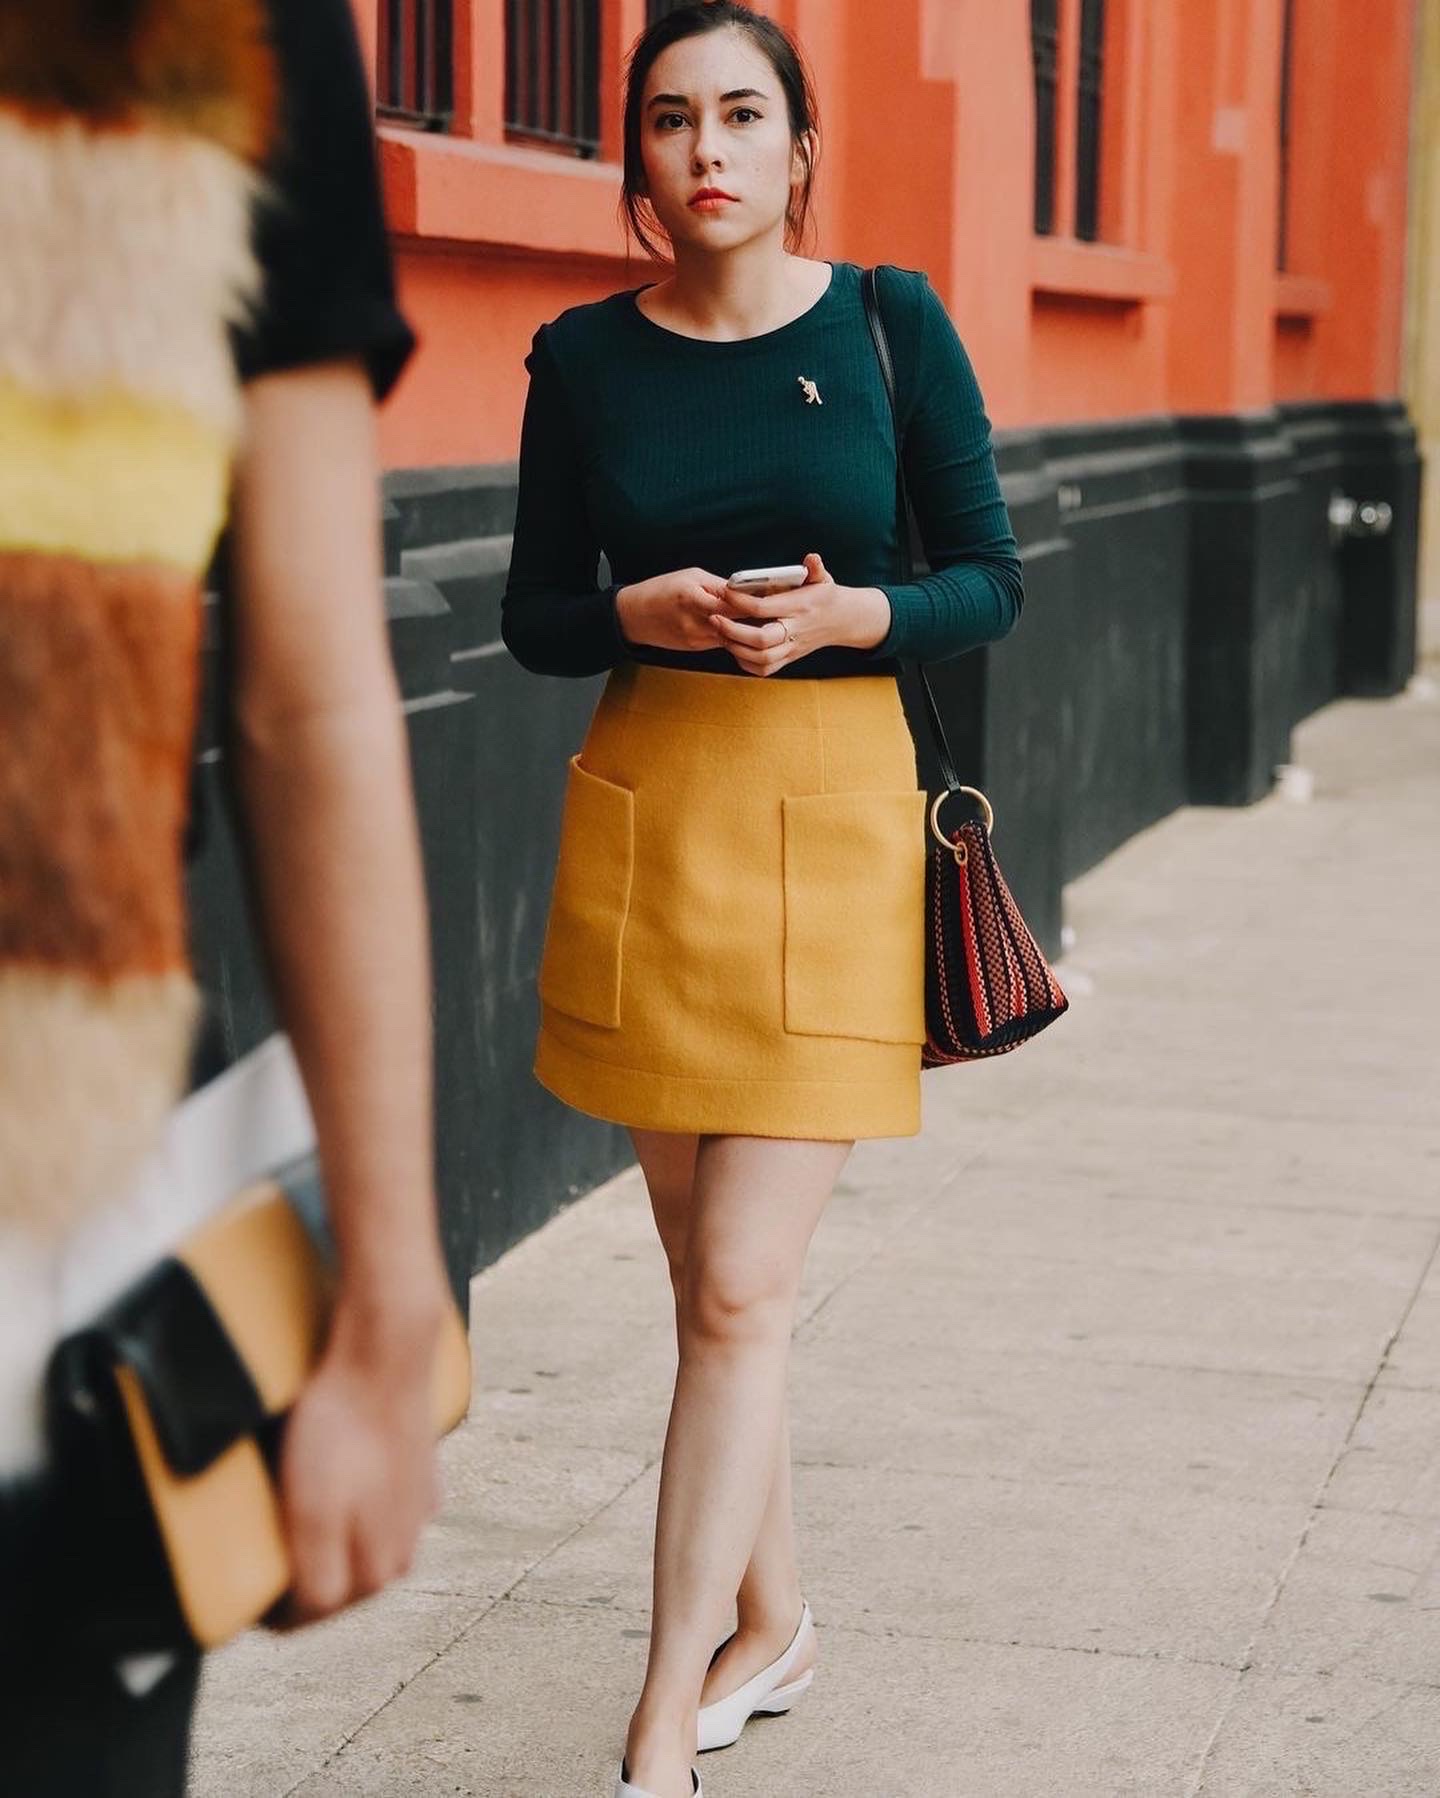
[0,0,276,1474]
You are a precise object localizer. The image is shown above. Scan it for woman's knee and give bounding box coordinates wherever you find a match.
[679,1253,797,1348]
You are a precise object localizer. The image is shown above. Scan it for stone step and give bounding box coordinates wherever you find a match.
[383,574,455,700]
[384,464,519,553]
[402,534,512,648]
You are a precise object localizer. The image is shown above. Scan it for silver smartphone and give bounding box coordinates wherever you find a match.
[728,564,809,598]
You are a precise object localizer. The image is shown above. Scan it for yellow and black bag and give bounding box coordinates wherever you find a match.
[46,1155,470,1652]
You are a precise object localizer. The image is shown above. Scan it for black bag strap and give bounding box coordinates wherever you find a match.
[861,265,962,799]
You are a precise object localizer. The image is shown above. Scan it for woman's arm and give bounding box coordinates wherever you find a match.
[227,359,449,1622]
[873,273,1024,662]
[711,272,1022,676]
[500,328,629,678]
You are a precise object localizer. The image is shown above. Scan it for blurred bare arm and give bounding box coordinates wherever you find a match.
[227,359,449,1618]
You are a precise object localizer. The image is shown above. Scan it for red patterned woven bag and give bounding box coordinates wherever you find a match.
[863,267,1068,1065]
[922,790,1068,1065]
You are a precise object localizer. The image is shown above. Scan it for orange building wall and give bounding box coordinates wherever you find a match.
[358,0,1418,470]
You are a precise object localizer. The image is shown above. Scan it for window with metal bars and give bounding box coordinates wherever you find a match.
[505,0,603,159]
[377,0,453,131]
[1074,0,1105,241]
[1277,0,1295,270]
[1031,0,1059,236]
[1032,0,1110,241]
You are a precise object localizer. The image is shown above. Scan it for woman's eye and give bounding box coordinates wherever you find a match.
[656,113,689,131]
[731,108,760,125]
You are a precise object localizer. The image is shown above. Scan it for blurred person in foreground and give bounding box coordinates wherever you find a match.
[0,0,449,1788]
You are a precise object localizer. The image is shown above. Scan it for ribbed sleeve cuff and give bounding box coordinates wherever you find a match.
[600,583,631,664]
[872,584,913,660]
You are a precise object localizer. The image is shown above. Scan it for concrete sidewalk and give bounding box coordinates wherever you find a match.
[195,662,1440,1798]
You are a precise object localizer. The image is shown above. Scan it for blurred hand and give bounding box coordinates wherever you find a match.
[615,566,733,653]
[272,1285,445,1627]
[711,553,891,675]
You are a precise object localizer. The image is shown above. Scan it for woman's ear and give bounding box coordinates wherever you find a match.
[792,127,820,187]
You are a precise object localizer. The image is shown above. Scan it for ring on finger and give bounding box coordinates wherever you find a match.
[778,617,797,646]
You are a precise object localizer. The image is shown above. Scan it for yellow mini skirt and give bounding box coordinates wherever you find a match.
[534,662,927,1140]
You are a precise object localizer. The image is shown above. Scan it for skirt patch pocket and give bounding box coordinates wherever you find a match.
[781,789,926,1045]
[538,756,635,1029]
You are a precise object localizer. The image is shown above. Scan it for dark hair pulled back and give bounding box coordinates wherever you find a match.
[621,2,820,261]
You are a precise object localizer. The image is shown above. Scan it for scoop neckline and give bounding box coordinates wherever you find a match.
[627,261,845,350]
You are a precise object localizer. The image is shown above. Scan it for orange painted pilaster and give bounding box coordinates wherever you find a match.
[789,0,847,254]
[834,0,954,289]
[455,0,505,142]
[937,0,1031,425]
[1168,0,1286,413]
[602,0,647,162]
[1312,0,1415,397]
[1101,0,1144,248]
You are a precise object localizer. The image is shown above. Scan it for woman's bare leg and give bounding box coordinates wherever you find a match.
[623,1133,850,1798]
[708,1406,814,1697]
[632,1128,700,1301]
[630,1133,816,1706]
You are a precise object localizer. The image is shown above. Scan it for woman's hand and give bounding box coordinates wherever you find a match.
[711,554,892,676]
[273,1279,446,1627]
[615,566,733,653]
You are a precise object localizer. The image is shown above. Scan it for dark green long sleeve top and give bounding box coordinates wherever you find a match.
[501,261,1023,680]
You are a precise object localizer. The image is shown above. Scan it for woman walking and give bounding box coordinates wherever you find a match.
[502,7,1023,1794]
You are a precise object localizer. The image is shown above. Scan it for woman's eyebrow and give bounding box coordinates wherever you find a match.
[646,88,770,108]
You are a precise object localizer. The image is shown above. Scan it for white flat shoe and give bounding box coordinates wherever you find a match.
[696,1600,816,1753]
[614,1762,701,1798]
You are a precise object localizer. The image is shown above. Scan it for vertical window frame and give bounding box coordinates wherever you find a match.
[1074,0,1106,242]
[504,0,604,159]
[1034,0,1134,250]
[377,0,456,133]
[1032,0,1061,237]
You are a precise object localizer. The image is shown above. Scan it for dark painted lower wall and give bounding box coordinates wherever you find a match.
[186,400,1422,1290]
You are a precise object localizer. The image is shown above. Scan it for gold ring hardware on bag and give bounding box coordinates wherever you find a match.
[929,786,995,861]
